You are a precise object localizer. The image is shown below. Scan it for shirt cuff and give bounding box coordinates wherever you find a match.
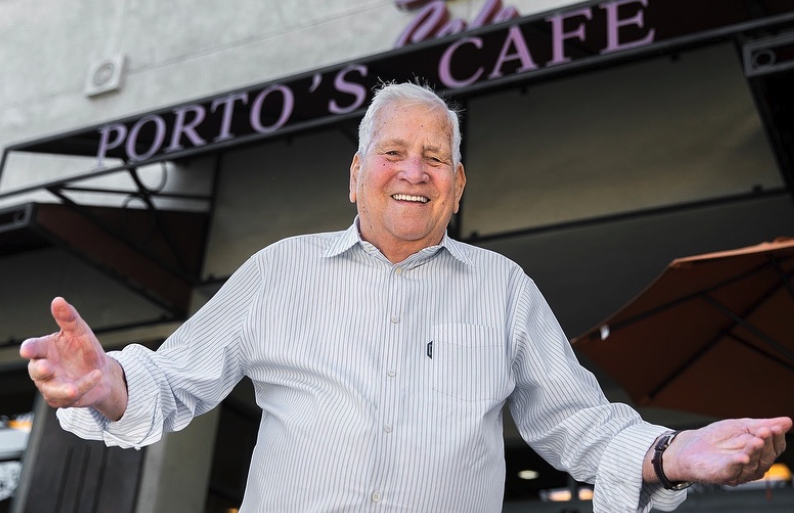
[594,421,688,513]
[57,348,164,449]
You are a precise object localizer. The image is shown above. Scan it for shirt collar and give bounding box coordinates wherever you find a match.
[322,217,474,267]
[322,220,362,258]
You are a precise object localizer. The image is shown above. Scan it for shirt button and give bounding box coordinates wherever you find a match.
[371,491,382,502]
[384,424,393,433]
[395,267,403,275]
[387,369,396,377]
[390,315,399,323]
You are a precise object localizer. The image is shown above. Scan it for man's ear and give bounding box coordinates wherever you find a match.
[349,153,361,203]
[453,162,466,213]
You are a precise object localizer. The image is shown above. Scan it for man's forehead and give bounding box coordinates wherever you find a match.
[374,135,450,152]
[373,108,453,148]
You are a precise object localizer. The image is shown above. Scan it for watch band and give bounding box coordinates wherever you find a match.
[652,430,693,490]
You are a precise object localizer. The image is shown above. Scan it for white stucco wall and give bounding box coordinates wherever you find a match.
[0,0,576,197]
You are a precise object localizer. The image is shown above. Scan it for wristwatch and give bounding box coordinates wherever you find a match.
[652,431,693,490]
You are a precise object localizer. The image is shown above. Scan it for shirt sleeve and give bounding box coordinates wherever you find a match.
[57,254,263,449]
[507,277,687,513]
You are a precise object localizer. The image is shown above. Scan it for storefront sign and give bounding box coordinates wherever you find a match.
[94,64,372,167]
[5,0,793,174]
[93,0,656,168]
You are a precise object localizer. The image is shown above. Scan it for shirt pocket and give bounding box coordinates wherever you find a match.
[430,323,508,402]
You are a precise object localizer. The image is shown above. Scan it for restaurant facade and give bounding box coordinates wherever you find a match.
[0,1,793,511]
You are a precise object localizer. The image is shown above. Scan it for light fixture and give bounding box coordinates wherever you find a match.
[542,488,572,502]
[540,486,594,502]
[517,469,539,480]
[8,418,32,432]
[757,463,792,483]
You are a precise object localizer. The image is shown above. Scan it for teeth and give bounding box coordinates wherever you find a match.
[393,194,429,204]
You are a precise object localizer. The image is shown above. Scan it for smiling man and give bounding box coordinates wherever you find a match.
[349,86,466,263]
[21,82,790,513]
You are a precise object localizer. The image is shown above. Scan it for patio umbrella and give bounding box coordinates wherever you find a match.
[571,237,794,419]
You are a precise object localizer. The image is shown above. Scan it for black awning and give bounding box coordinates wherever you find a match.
[0,202,208,318]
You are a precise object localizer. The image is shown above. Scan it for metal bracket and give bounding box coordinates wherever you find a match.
[743,30,794,77]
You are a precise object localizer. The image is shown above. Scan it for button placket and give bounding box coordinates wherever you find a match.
[369,264,404,506]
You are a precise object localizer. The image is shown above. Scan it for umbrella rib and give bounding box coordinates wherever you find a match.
[726,332,794,374]
[645,315,794,403]
[607,261,773,334]
[646,330,724,402]
[645,264,794,402]
[770,255,794,302]
[608,255,794,335]
[700,292,794,366]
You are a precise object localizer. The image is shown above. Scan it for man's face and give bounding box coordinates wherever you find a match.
[349,101,466,261]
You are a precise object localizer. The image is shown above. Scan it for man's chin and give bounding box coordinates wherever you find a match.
[389,227,444,247]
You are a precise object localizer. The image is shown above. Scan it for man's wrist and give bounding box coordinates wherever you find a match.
[652,431,693,490]
[96,358,129,422]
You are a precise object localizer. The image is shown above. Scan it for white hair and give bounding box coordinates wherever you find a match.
[357,82,462,166]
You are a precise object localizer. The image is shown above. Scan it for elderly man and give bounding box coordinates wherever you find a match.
[21,82,790,512]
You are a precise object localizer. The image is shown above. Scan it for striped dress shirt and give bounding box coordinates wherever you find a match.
[58,221,686,512]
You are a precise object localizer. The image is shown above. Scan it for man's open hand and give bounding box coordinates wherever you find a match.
[653,417,791,486]
[20,297,127,421]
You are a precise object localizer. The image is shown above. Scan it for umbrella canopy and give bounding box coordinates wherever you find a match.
[571,237,794,419]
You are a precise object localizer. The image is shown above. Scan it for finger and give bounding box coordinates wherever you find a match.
[38,381,81,408]
[754,435,778,475]
[729,435,760,465]
[50,297,87,337]
[36,371,100,408]
[74,369,102,398]
[772,431,787,458]
[749,418,790,457]
[27,358,55,382]
[739,436,767,483]
[19,336,53,360]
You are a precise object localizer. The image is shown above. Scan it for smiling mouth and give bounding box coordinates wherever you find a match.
[392,193,429,204]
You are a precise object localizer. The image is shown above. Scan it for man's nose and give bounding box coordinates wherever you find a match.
[399,155,429,183]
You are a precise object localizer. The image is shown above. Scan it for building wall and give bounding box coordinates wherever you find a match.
[0,0,573,196]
